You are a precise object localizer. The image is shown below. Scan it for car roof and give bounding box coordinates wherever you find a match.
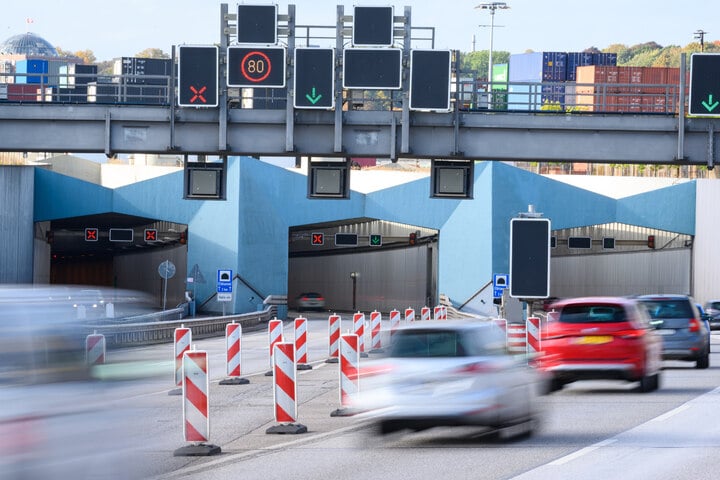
[551,296,637,308]
[397,319,495,332]
[637,294,693,301]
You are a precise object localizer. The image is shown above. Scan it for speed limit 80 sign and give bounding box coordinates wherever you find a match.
[227,46,286,88]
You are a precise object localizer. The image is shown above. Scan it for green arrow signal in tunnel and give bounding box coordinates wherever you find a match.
[702,94,719,112]
[305,87,322,105]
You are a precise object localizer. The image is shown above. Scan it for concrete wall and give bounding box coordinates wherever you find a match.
[0,166,34,283]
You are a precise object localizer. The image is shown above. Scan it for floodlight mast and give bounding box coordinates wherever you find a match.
[476,2,510,98]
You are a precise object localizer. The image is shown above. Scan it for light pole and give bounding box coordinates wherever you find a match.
[350,271,360,311]
[476,2,510,97]
[694,29,707,52]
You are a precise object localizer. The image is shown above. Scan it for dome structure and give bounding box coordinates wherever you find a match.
[0,32,58,57]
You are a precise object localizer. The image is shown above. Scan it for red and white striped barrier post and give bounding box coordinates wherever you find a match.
[389,309,401,339]
[265,318,283,376]
[493,318,508,347]
[527,316,542,356]
[85,331,105,366]
[404,307,415,323]
[421,306,431,321]
[433,305,442,321]
[507,323,527,355]
[171,326,191,395]
[353,312,367,357]
[294,317,312,370]
[331,334,360,417]
[266,342,307,434]
[326,314,341,363]
[220,322,249,385]
[442,305,448,320]
[174,348,221,456]
[369,310,383,353]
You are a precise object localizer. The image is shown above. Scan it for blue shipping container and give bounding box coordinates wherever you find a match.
[593,52,617,66]
[15,59,49,84]
[566,52,595,81]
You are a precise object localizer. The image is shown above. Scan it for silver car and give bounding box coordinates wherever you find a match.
[350,321,547,438]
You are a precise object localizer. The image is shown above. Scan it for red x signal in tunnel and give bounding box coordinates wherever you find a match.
[311,233,324,246]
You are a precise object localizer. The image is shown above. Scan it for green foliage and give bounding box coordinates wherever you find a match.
[458,50,510,79]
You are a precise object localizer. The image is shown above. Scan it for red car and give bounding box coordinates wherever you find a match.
[538,296,663,393]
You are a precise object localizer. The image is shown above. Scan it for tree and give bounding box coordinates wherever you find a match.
[74,49,96,65]
[135,48,170,59]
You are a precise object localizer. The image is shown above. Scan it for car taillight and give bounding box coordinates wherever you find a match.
[618,329,643,339]
[688,318,701,333]
[453,361,500,374]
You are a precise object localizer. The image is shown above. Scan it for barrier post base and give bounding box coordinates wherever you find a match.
[369,348,385,354]
[219,377,250,385]
[264,370,273,376]
[266,423,308,435]
[325,357,339,364]
[173,443,222,456]
[330,407,362,417]
[297,364,313,371]
[168,388,182,396]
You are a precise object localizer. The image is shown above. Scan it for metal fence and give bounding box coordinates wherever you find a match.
[80,305,277,348]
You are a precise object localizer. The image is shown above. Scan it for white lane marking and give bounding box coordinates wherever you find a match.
[548,438,617,466]
[650,404,690,422]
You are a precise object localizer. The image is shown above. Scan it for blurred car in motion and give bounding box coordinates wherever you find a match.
[704,299,720,330]
[538,297,662,393]
[0,285,158,478]
[295,292,325,311]
[637,294,710,369]
[350,321,546,439]
[71,288,106,319]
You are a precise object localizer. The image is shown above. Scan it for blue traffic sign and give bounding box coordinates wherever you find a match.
[217,269,233,293]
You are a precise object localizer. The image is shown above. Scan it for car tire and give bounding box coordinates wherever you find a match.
[548,378,564,393]
[639,372,659,393]
[696,351,710,369]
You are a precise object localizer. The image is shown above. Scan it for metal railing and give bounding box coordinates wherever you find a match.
[80,305,277,348]
[0,70,688,115]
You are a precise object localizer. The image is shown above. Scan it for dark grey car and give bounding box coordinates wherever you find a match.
[638,295,710,369]
[704,300,720,330]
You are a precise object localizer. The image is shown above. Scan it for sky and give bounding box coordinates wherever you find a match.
[2,0,717,61]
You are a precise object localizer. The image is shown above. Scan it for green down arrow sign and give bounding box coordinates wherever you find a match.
[702,94,720,112]
[305,87,322,105]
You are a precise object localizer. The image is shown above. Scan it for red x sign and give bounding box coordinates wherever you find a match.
[145,229,158,242]
[189,85,207,104]
[311,233,324,246]
[85,228,99,242]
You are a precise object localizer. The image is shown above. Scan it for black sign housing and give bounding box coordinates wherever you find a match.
[343,48,402,89]
[294,48,334,109]
[689,53,720,116]
[177,45,219,107]
[237,4,278,44]
[410,50,452,111]
[509,218,551,299]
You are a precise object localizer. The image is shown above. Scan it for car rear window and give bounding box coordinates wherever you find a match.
[708,301,720,310]
[559,305,626,324]
[389,327,505,358]
[641,300,694,319]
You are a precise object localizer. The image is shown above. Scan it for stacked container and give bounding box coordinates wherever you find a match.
[575,65,682,112]
[508,52,567,110]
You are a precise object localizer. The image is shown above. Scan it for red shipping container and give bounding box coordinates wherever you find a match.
[7,83,39,102]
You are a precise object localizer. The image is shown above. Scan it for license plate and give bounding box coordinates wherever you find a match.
[576,335,613,345]
[654,329,675,336]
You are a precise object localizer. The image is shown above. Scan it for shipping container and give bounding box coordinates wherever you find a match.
[575,66,681,112]
[56,86,88,103]
[566,52,594,81]
[59,64,98,88]
[592,52,617,66]
[509,52,567,83]
[491,63,508,110]
[6,83,41,101]
[114,57,173,85]
[15,59,48,84]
